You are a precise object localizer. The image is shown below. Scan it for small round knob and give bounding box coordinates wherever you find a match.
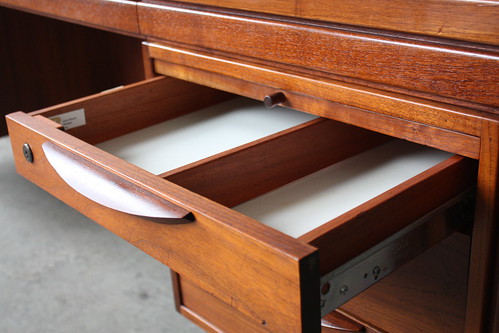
[23,143,33,163]
[263,92,286,108]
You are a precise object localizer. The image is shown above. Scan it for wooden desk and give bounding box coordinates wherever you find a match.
[2,1,498,332]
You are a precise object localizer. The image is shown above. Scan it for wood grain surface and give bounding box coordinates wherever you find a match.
[466,120,499,333]
[6,111,321,333]
[301,155,477,274]
[2,1,498,332]
[150,53,483,159]
[144,0,499,45]
[162,119,389,207]
[139,2,499,107]
[179,276,270,332]
[340,233,469,332]
[29,77,232,144]
[0,6,145,136]
[0,0,140,35]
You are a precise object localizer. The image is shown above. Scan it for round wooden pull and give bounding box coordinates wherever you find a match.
[264,92,286,108]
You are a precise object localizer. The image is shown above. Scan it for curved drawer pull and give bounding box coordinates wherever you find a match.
[42,142,194,224]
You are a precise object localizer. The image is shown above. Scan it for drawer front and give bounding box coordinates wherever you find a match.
[175,274,379,333]
[0,0,139,35]
[176,274,271,333]
[146,0,499,46]
[138,2,499,109]
[175,272,380,333]
[6,79,320,333]
[147,43,483,159]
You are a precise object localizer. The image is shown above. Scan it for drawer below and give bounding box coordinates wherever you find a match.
[6,76,477,332]
[174,224,470,333]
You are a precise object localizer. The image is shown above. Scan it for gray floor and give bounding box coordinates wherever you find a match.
[0,135,202,332]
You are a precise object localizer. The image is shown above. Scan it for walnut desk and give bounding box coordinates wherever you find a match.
[1,1,498,332]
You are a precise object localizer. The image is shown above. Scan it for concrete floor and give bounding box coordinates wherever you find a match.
[0,135,202,332]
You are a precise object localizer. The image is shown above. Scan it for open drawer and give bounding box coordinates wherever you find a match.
[6,77,476,333]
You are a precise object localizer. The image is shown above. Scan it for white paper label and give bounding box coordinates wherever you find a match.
[49,109,86,130]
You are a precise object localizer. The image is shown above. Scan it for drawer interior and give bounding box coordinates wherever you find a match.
[85,92,471,250]
[232,140,452,238]
[96,97,317,174]
[49,86,473,251]
[158,107,474,288]
[29,78,475,263]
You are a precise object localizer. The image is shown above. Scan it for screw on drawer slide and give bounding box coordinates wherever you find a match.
[319,191,473,317]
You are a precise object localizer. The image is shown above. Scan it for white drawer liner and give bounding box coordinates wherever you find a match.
[234,140,453,238]
[97,98,452,238]
[97,98,317,174]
